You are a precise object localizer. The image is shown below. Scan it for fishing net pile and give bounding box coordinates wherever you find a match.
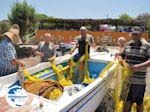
[23,80,63,100]
[96,60,132,112]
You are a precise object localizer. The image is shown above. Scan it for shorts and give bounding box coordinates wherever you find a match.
[73,53,83,62]
[126,84,146,105]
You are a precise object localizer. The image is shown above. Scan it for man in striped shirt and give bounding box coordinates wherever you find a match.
[0,24,24,76]
[121,27,150,112]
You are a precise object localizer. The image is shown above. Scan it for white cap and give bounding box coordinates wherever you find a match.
[80,26,87,31]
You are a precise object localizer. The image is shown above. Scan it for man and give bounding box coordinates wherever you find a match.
[69,26,95,84]
[121,27,150,112]
[115,36,126,60]
[69,26,96,62]
[59,42,66,56]
[36,33,56,62]
[0,24,24,76]
[117,36,126,52]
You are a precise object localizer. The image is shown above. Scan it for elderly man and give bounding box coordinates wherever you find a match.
[121,27,150,112]
[69,26,96,62]
[0,24,24,76]
[36,33,56,62]
[117,36,126,52]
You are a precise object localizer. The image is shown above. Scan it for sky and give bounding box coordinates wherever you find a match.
[0,0,150,20]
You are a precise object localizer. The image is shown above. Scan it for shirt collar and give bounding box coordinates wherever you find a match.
[3,35,12,43]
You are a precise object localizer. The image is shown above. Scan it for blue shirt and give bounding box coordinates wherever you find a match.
[0,36,18,76]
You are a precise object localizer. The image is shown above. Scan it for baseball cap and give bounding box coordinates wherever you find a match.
[131,26,142,34]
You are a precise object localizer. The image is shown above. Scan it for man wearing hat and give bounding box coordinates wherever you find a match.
[0,24,24,76]
[121,26,150,112]
[69,26,96,62]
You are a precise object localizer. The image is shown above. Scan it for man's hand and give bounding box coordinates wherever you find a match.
[49,56,55,61]
[69,44,77,55]
[131,64,141,71]
[35,51,44,57]
[69,50,74,55]
[12,59,25,67]
[18,61,25,67]
[85,39,90,44]
[39,52,44,57]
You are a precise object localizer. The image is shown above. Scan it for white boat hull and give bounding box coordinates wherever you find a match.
[0,51,117,112]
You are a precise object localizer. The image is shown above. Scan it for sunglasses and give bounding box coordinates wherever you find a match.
[131,33,140,36]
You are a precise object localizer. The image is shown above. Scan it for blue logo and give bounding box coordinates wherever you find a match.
[6,86,27,107]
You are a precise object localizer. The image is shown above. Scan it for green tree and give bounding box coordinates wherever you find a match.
[8,1,36,42]
[0,22,10,34]
[137,13,150,21]
[35,13,50,20]
[147,18,150,38]
[137,13,150,32]
[119,13,133,20]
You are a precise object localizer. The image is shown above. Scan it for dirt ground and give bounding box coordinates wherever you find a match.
[19,56,41,68]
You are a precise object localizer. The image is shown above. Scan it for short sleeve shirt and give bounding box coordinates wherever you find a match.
[75,34,94,55]
[121,39,150,84]
[37,42,56,62]
[0,36,18,76]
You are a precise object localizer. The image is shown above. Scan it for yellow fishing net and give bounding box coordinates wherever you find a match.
[99,59,150,112]
[113,60,132,112]
[46,88,62,100]
[66,58,75,81]
[22,67,64,100]
[49,59,73,86]
[22,67,42,81]
[144,97,150,111]
[23,80,63,101]
[98,59,132,112]
[83,41,94,84]
[72,41,94,84]
[50,40,94,85]
[99,61,115,78]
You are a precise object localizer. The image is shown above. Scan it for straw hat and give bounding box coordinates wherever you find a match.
[4,24,22,44]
